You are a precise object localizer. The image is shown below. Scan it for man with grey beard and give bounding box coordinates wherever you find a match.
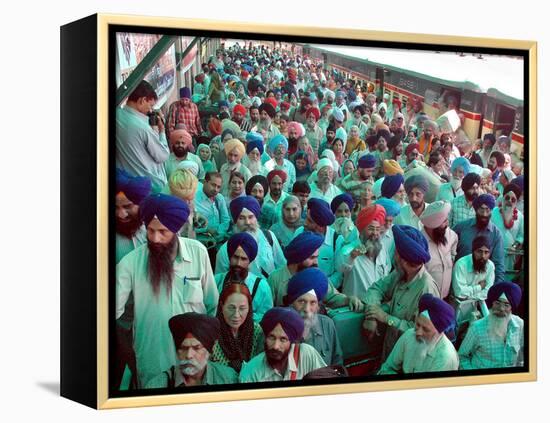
[341,205,392,301]
[285,268,343,365]
[459,282,524,369]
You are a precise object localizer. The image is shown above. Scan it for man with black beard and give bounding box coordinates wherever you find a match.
[116,194,218,388]
[253,102,280,142]
[449,172,481,228]
[214,232,273,323]
[488,150,505,183]
[453,194,505,283]
[164,127,204,180]
[420,201,458,300]
[459,282,524,369]
[239,307,326,382]
[319,123,337,154]
[341,205,391,301]
[394,174,430,231]
[285,268,343,366]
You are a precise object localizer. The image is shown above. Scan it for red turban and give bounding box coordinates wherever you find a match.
[265,97,278,110]
[267,169,288,184]
[208,118,223,136]
[241,70,249,78]
[169,128,193,147]
[233,104,247,117]
[280,101,291,111]
[356,205,386,233]
[306,107,320,121]
[405,142,420,156]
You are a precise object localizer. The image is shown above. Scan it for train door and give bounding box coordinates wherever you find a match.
[375,67,385,101]
[494,103,516,137]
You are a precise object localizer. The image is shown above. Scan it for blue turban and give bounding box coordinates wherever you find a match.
[229,195,261,222]
[227,232,258,262]
[358,153,377,169]
[418,294,456,333]
[486,282,522,312]
[375,198,401,217]
[218,100,229,109]
[140,194,190,233]
[284,231,325,264]
[392,224,431,264]
[268,134,289,154]
[179,87,192,99]
[381,174,405,199]
[246,132,265,155]
[307,198,335,227]
[260,307,304,343]
[473,193,496,210]
[331,193,355,214]
[404,174,429,195]
[116,168,152,205]
[451,157,471,175]
[511,175,524,192]
[285,268,329,305]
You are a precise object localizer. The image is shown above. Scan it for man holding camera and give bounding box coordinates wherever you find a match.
[116,80,170,193]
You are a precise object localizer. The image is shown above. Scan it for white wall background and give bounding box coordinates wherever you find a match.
[0,0,546,421]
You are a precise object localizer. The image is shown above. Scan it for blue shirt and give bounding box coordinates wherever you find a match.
[453,218,505,283]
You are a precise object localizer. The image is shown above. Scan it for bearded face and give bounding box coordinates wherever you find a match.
[173,144,189,158]
[147,234,178,296]
[432,225,448,246]
[116,208,142,238]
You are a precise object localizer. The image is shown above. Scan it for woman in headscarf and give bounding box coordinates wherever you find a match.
[211,283,264,373]
[269,195,303,248]
[291,136,317,168]
[293,150,313,183]
[345,125,367,157]
[225,171,246,206]
[331,138,346,167]
[196,143,217,175]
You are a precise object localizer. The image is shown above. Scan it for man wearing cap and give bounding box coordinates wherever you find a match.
[437,157,470,203]
[239,307,326,382]
[459,282,524,369]
[453,194,505,283]
[261,170,290,229]
[116,80,170,193]
[379,294,458,374]
[167,87,203,139]
[449,172,481,228]
[215,196,286,279]
[309,158,343,204]
[214,233,273,323]
[116,194,219,387]
[341,205,392,300]
[164,127,205,180]
[145,313,238,388]
[285,268,344,366]
[363,225,440,360]
[265,134,296,192]
[338,153,376,203]
[420,201,458,300]
[394,175,430,231]
[380,174,407,206]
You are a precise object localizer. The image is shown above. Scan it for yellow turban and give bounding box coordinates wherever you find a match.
[224,138,246,158]
[169,169,198,201]
[383,159,404,175]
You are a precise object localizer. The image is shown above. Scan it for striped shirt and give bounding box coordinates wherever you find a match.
[449,194,476,228]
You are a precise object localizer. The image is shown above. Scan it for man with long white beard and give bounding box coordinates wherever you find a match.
[243,132,268,177]
[459,282,524,369]
[309,159,343,204]
[394,174,430,230]
[215,196,286,279]
[449,172,481,228]
[379,294,458,374]
[285,268,343,366]
[145,313,238,388]
[239,307,326,382]
[265,134,296,192]
[437,157,470,203]
[341,205,391,300]
[164,128,205,180]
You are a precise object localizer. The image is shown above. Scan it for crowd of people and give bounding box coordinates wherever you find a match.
[114,43,526,390]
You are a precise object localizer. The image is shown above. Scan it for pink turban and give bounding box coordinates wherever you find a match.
[169,128,193,147]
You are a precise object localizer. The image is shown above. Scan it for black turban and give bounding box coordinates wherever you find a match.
[169,312,220,353]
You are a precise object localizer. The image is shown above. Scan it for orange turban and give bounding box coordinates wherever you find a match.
[356,205,386,233]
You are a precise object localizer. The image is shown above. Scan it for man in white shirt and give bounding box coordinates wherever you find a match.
[394,174,430,230]
[309,158,343,204]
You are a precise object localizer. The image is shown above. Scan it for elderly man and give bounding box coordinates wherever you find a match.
[215,196,286,279]
[167,87,203,139]
[293,198,345,288]
[341,205,392,300]
[437,157,470,202]
[420,201,458,300]
[379,294,458,374]
[453,194,505,283]
[145,313,237,388]
[449,172,481,228]
[459,282,524,369]
[265,134,296,192]
[375,198,401,261]
[261,169,290,229]
[239,307,326,382]
[285,268,344,366]
[215,233,273,323]
[394,175,430,230]
[116,194,219,387]
[220,139,252,196]
[363,225,440,360]
[305,107,324,154]
[309,158,343,203]
[338,153,376,203]
[164,128,205,180]
[116,80,169,193]
[243,132,268,177]
[254,102,280,142]
[380,173,407,206]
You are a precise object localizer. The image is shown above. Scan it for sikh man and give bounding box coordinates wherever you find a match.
[239,307,326,382]
[261,169,290,229]
[145,313,238,388]
[341,205,391,300]
[309,158,343,204]
[449,172,481,228]
[363,225,440,360]
[374,197,401,260]
[437,157,470,203]
[404,142,421,167]
[242,132,269,177]
[453,193,505,283]
[379,294,458,374]
[394,174,430,230]
[265,134,296,192]
[338,153,377,203]
[285,268,344,366]
[254,101,280,142]
[215,232,273,323]
[380,173,407,206]
[166,87,203,139]
[116,194,219,387]
[215,196,286,279]
[420,201,458,300]
[459,282,524,369]
[164,127,205,180]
